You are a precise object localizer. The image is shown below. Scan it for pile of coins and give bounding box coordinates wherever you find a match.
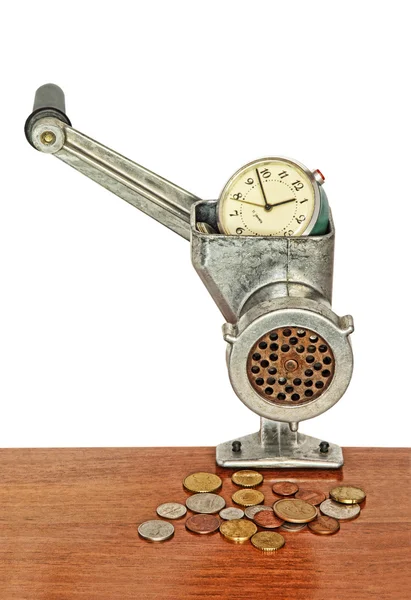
[138,470,366,552]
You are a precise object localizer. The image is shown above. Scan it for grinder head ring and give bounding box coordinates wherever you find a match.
[226,302,353,424]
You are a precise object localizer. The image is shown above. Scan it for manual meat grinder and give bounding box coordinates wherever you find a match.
[25,84,354,469]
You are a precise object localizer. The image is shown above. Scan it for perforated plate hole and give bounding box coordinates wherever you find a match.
[247,327,335,406]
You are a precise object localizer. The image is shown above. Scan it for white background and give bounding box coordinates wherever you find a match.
[1,1,409,448]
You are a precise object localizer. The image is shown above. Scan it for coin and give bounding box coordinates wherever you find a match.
[251,531,285,552]
[274,498,317,523]
[219,507,245,520]
[253,511,284,529]
[183,472,222,493]
[308,515,340,535]
[272,481,299,496]
[196,222,217,234]
[138,520,174,542]
[186,493,226,514]
[220,519,257,542]
[320,499,361,520]
[330,485,366,505]
[185,514,220,534]
[232,489,265,507]
[295,489,326,506]
[244,505,273,519]
[281,522,307,532]
[156,502,187,520]
[231,470,263,488]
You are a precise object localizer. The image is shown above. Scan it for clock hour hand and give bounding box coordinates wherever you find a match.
[268,198,296,209]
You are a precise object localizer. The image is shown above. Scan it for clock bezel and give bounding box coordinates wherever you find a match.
[217,156,322,237]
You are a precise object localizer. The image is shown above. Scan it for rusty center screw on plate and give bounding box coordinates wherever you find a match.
[247,327,335,406]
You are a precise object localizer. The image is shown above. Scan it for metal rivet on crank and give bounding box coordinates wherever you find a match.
[40,131,56,145]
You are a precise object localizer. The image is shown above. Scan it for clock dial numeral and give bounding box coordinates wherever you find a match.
[245,178,254,185]
[296,215,306,224]
[292,180,304,191]
[236,227,245,234]
[231,192,242,200]
[300,198,309,204]
[284,230,294,236]
[260,168,271,179]
[230,210,239,217]
[278,170,288,179]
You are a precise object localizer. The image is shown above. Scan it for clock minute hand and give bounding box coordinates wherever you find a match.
[255,169,271,210]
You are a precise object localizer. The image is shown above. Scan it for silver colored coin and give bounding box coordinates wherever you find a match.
[281,522,307,532]
[219,507,245,520]
[186,493,226,514]
[244,505,273,519]
[320,499,361,520]
[156,502,187,520]
[138,520,175,542]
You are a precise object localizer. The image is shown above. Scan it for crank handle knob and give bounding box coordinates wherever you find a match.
[25,83,71,148]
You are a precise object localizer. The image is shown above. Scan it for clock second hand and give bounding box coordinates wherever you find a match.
[236,198,265,209]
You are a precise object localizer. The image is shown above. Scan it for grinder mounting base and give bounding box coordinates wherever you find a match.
[216,419,343,469]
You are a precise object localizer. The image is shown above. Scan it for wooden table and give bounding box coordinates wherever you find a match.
[0,447,409,599]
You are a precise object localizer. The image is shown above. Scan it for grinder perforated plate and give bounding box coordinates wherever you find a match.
[247,327,335,406]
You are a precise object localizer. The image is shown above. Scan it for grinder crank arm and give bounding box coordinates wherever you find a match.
[25,84,201,240]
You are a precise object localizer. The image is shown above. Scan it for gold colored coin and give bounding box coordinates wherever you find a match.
[183,472,222,493]
[231,470,264,488]
[330,485,366,505]
[232,489,265,507]
[251,531,285,552]
[220,518,257,542]
[273,498,317,523]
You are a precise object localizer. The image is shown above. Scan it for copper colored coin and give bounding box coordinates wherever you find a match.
[185,514,220,534]
[272,481,299,496]
[253,511,284,529]
[295,489,327,506]
[308,515,340,536]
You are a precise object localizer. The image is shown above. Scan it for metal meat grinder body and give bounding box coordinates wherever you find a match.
[25,84,354,469]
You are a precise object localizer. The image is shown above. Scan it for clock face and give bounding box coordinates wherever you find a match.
[218,158,319,236]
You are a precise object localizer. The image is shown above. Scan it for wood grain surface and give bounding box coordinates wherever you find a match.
[0,447,410,600]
